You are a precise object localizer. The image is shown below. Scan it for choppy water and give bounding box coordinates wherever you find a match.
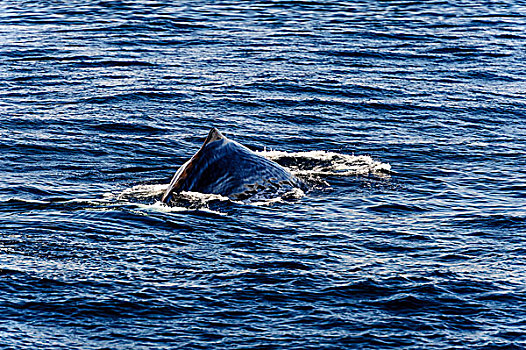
[1,1,526,349]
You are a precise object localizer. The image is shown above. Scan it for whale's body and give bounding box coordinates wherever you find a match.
[161,128,301,204]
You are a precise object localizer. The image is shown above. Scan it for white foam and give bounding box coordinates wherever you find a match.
[250,187,305,206]
[113,149,389,212]
[257,150,391,177]
[134,201,226,216]
[116,184,167,201]
[178,190,231,203]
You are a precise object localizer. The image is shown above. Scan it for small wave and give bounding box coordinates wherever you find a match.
[452,213,526,230]
[74,60,156,68]
[0,198,52,211]
[0,197,117,212]
[368,203,428,214]
[82,91,188,104]
[87,120,169,134]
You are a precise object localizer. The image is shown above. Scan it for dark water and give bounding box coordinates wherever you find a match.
[1,1,526,348]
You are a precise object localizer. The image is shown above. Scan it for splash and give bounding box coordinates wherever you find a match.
[113,185,232,212]
[115,150,390,211]
[249,187,305,206]
[257,150,391,177]
[115,184,167,202]
[133,201,227,216]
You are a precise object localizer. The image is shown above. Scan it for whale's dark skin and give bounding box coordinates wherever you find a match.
[161,128,301,204]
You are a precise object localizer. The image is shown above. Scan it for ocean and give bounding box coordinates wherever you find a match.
[1,1,525,349]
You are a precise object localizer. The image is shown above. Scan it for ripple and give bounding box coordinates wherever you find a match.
[1,0,526,349]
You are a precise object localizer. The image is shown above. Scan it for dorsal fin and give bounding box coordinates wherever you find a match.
[202,127,224,147]
[162,128,225,203]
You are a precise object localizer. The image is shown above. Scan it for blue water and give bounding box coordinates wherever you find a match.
[1,1,526,349]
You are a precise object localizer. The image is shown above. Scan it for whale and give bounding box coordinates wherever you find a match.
[161,128,302,204]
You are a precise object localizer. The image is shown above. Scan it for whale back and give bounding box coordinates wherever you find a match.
[162,128,300,203]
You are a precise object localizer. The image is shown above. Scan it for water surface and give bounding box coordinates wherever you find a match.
[1,1,526,349]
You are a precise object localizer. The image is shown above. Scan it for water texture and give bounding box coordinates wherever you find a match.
[1,1,526,349]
